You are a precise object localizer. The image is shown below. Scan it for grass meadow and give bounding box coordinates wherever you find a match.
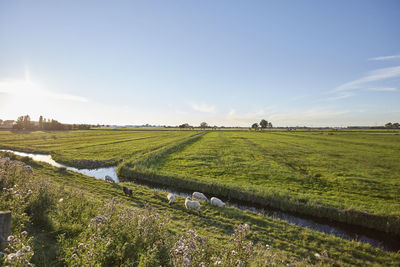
[1,128,400,265]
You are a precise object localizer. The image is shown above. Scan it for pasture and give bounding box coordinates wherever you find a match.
[1,129,400,234]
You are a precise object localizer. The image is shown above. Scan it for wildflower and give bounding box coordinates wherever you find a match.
[16,250,24,257]
[7,235,15,242]
[314,253,321,259]
[214,259,222,265]
[21,231,28,237]
[27,189,32,194]
[236,260,243,267]
[58,198,64,203]
[183,257,191,266]
[7,253,16,261]
[23,245,31,252]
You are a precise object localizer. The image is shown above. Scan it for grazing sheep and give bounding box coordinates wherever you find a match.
[192,192,208,202]
[210,197,226,208]
[185,197,201,213]
[24,165,33,174]
[105,175,115,183]
[122,186,133,197]
[167,193,175,204]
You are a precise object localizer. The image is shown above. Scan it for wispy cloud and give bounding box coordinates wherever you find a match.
[334,66,400,92]
[367,87,397,92]
[191,103,217,113]
[368,54,400,61]
[325,92,355,101]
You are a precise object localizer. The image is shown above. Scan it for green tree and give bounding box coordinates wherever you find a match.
[251,123,259,130]
[15,116,24,130]
[385,122,393,128]
[23,115,31,130]
[200,122,208,129]
[39,115,44,129]
[268,122,273,128]
[259,119,268,129]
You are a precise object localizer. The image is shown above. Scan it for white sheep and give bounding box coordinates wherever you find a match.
[167,193,175,204]
[185,197,201,213]
[105,175,115,183]
[210,197,226,208]
[192,192,208,202]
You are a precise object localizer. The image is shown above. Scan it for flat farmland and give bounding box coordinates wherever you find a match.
[0,129,196,166]
[159,131,400,215]
[1,129,400,233]
[119,129,400,233]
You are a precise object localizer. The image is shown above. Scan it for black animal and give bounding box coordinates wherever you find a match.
[122,186,133,197]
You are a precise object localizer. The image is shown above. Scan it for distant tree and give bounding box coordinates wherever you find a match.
[39,115,43,129]
[393,122,400,129]
[0,119,3,125]
[251,123,259,130]
[260,119,268,129]
[15,116,24,130]
[23,115,31,129]
[200,122,208,129]
[268,122,273,128]
[385,122,393,128]
[179,123,190,129]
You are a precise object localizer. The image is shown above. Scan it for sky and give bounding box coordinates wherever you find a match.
[0,0,399,127]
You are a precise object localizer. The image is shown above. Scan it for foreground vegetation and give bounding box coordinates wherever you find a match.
[1,153,400,266]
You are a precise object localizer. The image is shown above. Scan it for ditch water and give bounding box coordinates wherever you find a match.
[1,149,399,252]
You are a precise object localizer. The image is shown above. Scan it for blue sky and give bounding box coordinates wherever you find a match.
[0,0,399,126]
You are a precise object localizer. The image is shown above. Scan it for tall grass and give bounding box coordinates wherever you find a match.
[1,156,314,266]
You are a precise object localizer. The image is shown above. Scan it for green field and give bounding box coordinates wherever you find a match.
[1,129,400,235]
[1,152,399,266]
[0,129,196,167]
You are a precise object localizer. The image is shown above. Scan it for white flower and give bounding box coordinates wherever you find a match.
[16,250,24,257]
[27,189,33,194]
[314,253,321,259]
[7,253,16,261]
[7,235,15,242]
[21,231,28,237]
[214,260,222,265]
[58,198,64,203]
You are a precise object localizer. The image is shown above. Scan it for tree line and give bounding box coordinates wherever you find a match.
[385,122,400,129]
[12,115,91,131]
[177,120,273,130]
